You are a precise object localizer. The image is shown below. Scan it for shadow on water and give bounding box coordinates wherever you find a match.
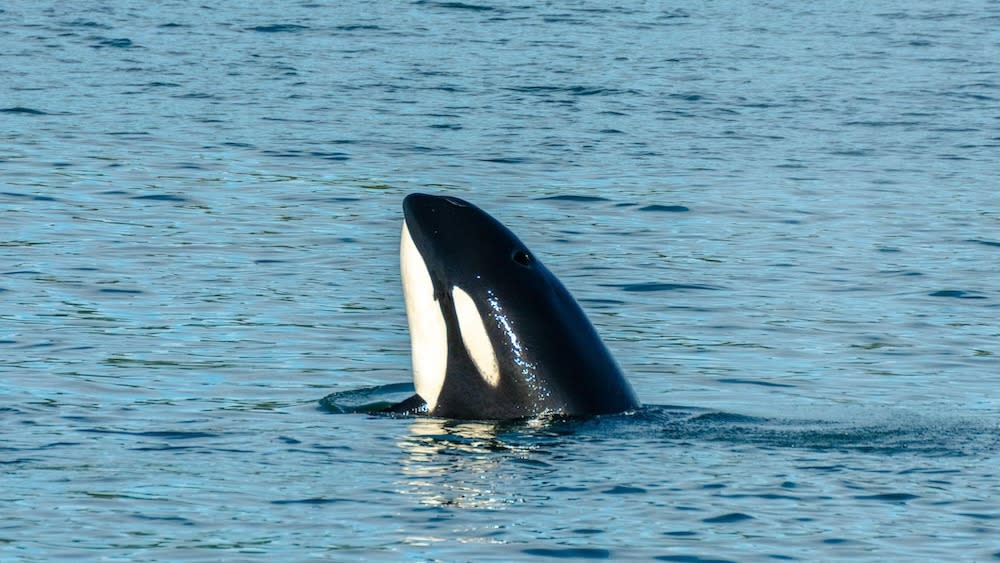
[319,384,998,458]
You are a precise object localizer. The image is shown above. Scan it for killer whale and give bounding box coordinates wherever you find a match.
[393,193,639,419]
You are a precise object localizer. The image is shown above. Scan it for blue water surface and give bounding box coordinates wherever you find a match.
[2,1,999,561]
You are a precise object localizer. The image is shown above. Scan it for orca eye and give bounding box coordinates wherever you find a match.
[512,250,532,266]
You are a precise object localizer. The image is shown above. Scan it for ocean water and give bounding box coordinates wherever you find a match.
[2,1,999,560]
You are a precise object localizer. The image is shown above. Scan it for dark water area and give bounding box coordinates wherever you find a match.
[3,0,999,560]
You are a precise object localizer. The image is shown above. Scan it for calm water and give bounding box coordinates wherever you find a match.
[3,1,999,560]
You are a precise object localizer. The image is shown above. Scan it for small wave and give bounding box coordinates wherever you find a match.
[967,239,1000,248]
[609,282,722,292]
[639,204,690,213]
[246,24,309,33]
[536,194,610,202]
[522,548,610,559]
[929,290,988,300]
[131,194,188,202]
[1,107,48,115]
[433,2,496,12]
[93,38,135,49]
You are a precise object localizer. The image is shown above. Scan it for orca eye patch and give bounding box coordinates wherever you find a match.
[512,250,532,266]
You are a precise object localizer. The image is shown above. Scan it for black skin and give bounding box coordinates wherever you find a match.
[396,193,639,420]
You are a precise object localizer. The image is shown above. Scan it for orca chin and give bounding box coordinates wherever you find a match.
[392,193,639,420]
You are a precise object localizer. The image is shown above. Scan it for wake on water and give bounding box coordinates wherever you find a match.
[319,383,998,458]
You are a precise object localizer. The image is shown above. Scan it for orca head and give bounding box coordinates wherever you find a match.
[400,193,639,419]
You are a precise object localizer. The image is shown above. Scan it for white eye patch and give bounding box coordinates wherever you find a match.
[400,221,448,411]
[451,286,500,388]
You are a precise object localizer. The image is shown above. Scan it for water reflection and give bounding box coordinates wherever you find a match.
[396,418,551,510]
